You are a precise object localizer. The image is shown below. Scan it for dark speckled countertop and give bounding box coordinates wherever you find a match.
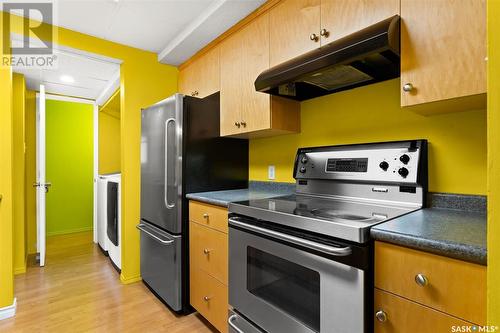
[188,186,486,265]
[186,181,294,208]
[371,193,487,265]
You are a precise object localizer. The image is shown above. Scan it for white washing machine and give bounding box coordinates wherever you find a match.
[96,175,111,254]
[105,173,121,271]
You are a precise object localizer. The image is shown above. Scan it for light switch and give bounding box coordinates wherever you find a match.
[268,165,275,180]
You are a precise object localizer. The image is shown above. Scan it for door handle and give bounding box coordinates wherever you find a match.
[228,314,246,333]
[33,182,52,193]
[164,118,176,210]
[136,224,174,245]
[229,218,352,256]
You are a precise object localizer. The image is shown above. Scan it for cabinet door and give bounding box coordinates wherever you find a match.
[374,289,473,333]
[320,0,400,45]
[220,33,244,136]
[190,267,228,333]
[375,241,486,325]
[400,0,486,106]
[190,222,228,285]
[178,47,219,98]
[240,13,272,133]
[269,0,320,67]
[220,13,271,136]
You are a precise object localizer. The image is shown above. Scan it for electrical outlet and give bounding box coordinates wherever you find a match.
[268,165,275,180]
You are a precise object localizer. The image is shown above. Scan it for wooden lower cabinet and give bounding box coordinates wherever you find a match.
[374,289,473,333]
[189,200,229,333]
[190,267,228,333]
[190,221,228,285]
[189,200,229,233]
[375,241,486,325]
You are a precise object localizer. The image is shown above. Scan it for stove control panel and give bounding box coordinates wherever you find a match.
[295,141,426,184]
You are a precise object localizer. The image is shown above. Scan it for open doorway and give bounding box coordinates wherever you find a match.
[12,37,122,268]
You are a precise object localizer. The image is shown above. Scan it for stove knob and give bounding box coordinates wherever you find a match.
[379,161,389,171]
[398,167,409,178]
[399,154,410,164]
[299,166,306,174]
[301,156,308,164]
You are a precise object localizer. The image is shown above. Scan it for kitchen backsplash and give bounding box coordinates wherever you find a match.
[249,79,486,195]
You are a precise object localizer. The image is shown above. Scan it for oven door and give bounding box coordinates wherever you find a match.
[229,217,366,333]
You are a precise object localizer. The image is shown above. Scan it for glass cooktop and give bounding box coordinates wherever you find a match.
[229,194,417,243]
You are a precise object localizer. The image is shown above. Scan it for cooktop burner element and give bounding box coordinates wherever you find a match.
[310,209,385,222]
[229,140,428,243]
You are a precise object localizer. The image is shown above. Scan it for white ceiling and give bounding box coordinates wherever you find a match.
[9,0,265,66]
[11,37,121,101]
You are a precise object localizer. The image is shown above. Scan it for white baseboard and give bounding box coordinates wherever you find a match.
[0,298,16,321]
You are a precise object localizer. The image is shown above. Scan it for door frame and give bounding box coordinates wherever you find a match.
[36,93,99,246]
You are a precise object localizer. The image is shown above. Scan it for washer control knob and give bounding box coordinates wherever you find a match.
[301,156,308,164]
[379,161,389,171]
[400,154,410,164]
[398,167,409,178]
[299,166,306,174]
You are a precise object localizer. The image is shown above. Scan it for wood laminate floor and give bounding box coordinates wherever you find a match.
[0,231,217,333]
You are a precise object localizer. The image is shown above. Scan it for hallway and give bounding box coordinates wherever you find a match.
[0,232,216,333]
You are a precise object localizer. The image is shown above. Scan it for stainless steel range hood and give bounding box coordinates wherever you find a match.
[255,15,400,101]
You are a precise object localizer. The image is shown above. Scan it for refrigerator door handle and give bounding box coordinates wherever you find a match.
[164,117,176,210]
[136,224,174,245]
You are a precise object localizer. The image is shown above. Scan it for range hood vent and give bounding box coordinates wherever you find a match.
[255,15,401,101]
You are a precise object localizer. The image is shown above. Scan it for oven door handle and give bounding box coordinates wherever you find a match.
[229,218,352,256]
[228,314,245,333]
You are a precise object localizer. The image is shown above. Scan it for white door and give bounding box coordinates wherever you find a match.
[36,85,49,267]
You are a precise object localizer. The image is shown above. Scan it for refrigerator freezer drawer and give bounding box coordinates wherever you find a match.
[138,221,182,311]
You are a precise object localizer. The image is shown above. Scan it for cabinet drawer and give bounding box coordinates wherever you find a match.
[190,268,228,333]
[375,242,486,324]
[189,201,228,233]
[374,288,473,333]
[190,221,228,285]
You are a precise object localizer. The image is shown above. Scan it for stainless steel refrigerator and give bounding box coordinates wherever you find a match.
[138,92,248,313]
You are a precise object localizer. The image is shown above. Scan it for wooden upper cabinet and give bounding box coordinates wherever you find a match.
[220,12,300,138]
[269,0,321,67]
[220,25,246,136]
[320,0,400,45]
[178,46,220,98]
[400,0,486,107]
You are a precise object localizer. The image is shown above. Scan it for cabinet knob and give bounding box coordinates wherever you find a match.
[241,120,246,127]
[415,273,428,287]
[235,122,241,128]
[403,83,414,92]
[310,33,319,42]
[203,296,211,301]
[202,213,209,219]
[375,310,387,322]
[320,28,329,37]
[203,248,211,254]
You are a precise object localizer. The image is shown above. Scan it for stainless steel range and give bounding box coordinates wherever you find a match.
[227,140,428,333]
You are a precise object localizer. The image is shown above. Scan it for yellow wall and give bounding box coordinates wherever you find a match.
[25,90,36,255]
[12,73,26,275]
[99,92,121,174]
[0,19,14,308]
[250,79,487,195]
[99,112,121,174]
[5,14,178,286]
[487,0,500,324]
